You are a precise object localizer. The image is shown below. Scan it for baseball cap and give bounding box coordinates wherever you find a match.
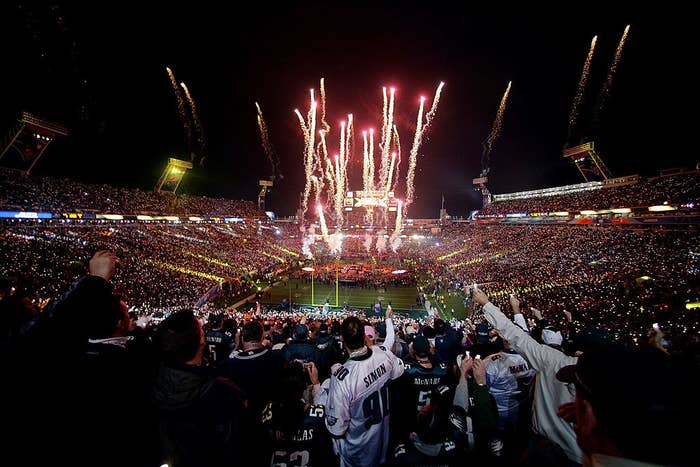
[364,325,375,340]
[476,323,490,343]
[412,335,430,357]
[541,327,563,346]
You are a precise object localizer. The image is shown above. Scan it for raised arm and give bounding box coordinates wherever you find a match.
[473,288,575,372]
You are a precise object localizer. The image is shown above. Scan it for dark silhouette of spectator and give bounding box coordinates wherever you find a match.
[556,348,699,466]
[152,309,251,467]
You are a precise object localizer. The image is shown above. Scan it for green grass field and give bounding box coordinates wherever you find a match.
[265,278,422,313]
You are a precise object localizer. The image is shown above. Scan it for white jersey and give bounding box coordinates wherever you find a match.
[325,346,404,467]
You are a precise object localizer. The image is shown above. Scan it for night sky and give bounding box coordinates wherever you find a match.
[0,3,693,217]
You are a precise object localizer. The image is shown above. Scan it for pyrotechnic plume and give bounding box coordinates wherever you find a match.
[362,130,370,191]
[334,153,344,224]
[327,230,344,255]
[594,25,630,126]
[255,102,281,180]
[320,78,330,134]
[375,229,388,254]
[481,81,512,175]
[379,87,396,189]
[390,200,403,252]
[421,81,445,139]
[301,225,316,258]
[294,89,317,221]
[567,35,598,143]
[165,67,192,153]
[363,233,374,252]
[386,152,397,194]
[406,96,426,206]
[317,205,329,241]
[311,176,322,203]
[180,82,206,164]
[391,125,401,192]
[293,79,443,225]
[368,128,375,190]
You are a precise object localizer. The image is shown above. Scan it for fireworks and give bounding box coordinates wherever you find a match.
[255,102,281,180]
[180,82,206,165]
[390,199,403,252]
[567,35,598,142]
[287,78,443,226]
[421,81,445,139]
[481,81,512,175]
[406,96,426,207]
[594,25,631,125]
[165,67,192,153]
[379,87,396,189]
[317,204,329,241]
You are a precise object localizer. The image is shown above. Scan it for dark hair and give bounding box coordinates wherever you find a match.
[341,316,365,350]
[434,319,446,336]
[275,361,308,438]
[86,294,125,339]
[242,320,263,343]
[156,309,201,365]
[416,386,452,443]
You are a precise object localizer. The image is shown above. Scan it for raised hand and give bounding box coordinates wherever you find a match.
[89,250,118,281]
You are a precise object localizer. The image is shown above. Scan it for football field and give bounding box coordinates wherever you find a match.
[265,278,422,313]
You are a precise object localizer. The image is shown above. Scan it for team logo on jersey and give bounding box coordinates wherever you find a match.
[326,415,338,426]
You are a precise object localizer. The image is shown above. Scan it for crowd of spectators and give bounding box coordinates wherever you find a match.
[479,171,699,215]
[0,168,263,216]
[1,222,297,314]
[1,170,699,466]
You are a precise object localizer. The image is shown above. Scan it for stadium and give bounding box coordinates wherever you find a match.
[1,6,698,467]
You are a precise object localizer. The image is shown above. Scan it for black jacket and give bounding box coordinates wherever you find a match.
[152,363,251,467]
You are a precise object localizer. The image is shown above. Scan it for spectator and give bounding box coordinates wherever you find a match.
[556,348,699,466]
[325,316,404,467]
[151,309,250,467]
[474,288,581,464]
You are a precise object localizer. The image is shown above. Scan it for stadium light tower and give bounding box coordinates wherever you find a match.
[472,175,492,207]
[258,179,273,211]
[0,112,67,175]
[563,141,612,182]
[155,157,193,193]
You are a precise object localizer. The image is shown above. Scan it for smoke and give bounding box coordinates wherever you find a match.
[301,225,316,258]
[375,230,387,254]
[390,234,402,253]
[327,230,344,255]
[363,233,374,252]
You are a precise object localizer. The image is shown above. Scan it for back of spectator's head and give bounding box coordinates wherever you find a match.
[242,320,263,343]
[557,348,698,465]
[412,335,431,358]
[341,316,365,351]
[156,309,202,365]
[434,318,446,336]
[475,323,490,343]
[423,325,435,340]
[572,326,613,354]
[208,313,223,329]
[85,294,128,340]
[295,324,309,340]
